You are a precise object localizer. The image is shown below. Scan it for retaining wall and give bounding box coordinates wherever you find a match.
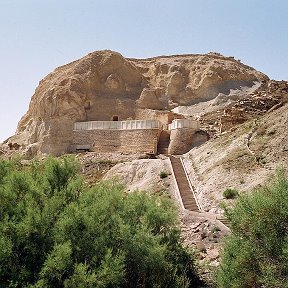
[169,128,198,155]
[72,129,160,154]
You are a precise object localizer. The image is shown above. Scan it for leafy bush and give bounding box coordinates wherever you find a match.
[0,157,201,287]
[159,171,168,178]
[217,170,288,288]
[222,188,238,199]
[211,225,221,233]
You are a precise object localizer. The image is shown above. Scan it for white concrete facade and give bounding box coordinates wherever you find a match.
[74,120,162,131]
[168,119,199,130]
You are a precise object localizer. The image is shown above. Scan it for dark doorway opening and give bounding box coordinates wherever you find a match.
[112,115,119,121]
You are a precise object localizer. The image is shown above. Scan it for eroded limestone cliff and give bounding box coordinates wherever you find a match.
[6,50,268,156]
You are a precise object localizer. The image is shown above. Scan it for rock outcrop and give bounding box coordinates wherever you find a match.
[6,50,268,156]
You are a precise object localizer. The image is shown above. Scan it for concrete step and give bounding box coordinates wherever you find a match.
[170,156,199,212]
[157,131,171,155]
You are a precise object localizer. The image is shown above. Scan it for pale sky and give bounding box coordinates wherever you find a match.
[0,0,287,142]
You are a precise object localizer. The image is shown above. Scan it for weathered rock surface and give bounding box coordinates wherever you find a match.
[104,158,171,193]
[183,101,288,213]
[5,50,268,156]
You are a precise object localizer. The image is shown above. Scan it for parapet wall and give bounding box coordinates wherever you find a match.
[169,119,199,130]
[74,120,161,130]
[72,129,160,154]
[168,119,200,155]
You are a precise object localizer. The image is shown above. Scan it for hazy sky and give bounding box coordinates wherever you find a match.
[0,0,287,142]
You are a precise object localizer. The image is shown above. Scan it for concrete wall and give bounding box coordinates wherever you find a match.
[74,120,161,130]
[169,119,199,130]
[72,129,160,154]
[167,119,201,155]
[168,128,198,155]
[72,119,202,155]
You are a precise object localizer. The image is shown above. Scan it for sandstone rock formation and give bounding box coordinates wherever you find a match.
[6,50,268,156]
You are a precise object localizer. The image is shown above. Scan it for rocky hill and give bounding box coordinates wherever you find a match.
[3,50,267,156]
[100,79,288,272]
[1,50,287,277]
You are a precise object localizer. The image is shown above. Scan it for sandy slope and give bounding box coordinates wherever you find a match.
[183,103,288,213]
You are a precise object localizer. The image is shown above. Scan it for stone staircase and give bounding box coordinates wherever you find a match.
[169,156,199,212]
[157,130,170,155]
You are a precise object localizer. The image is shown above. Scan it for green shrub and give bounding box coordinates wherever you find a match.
[0,157,202,287]
[256,154,267,164]
[217,170,288,288]
[159,171,168,178]
[222,188,238,199]
[211,225,221,233]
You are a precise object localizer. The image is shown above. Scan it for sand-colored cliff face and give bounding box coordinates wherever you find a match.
[9,50,268,156]
[130,52,267,106]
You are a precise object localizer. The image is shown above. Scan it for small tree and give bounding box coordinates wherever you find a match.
[160,171,168,178]
[0,157,202,287]
[222,188,238,199]
[217,170,288,288]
